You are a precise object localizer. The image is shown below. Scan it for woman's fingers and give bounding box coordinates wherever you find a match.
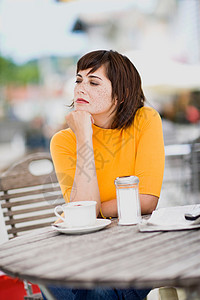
[91,115,95,124]
[65,111,93,139]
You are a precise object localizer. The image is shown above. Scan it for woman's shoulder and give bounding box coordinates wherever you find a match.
[50,128,76,146]
[134,106,162,125]
[136,106,161,120]
[132,106,162,132]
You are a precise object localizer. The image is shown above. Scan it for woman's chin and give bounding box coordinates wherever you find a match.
[74,105,90,112]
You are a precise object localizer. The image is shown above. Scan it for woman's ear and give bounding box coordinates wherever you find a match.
[113,98,124,106]
[113,96,118,106]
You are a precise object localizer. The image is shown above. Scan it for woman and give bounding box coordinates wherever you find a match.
[48,50,165,300]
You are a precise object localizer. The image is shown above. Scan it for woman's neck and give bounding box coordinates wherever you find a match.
[92,113,115,129]
[93,118,112,129]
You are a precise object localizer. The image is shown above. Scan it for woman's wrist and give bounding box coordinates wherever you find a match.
[76,132,93,145]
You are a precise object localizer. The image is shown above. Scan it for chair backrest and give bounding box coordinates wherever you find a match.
[0,152,64,239]
[0,203,8,244]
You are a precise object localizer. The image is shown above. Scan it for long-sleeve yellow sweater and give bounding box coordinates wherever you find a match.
[50,106,165,203]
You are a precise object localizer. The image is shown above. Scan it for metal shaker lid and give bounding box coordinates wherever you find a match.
[114,176,139,185]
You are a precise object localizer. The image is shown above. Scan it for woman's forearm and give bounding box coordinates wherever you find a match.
[100,194,158,218]
[100,199,118,218]
[70,136,101,215]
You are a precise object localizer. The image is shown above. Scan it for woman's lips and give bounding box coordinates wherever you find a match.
[76,98,89,104]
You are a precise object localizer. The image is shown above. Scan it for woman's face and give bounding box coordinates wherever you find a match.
[74,65,117,127]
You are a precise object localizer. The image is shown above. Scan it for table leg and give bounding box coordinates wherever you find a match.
[39,284,56,300]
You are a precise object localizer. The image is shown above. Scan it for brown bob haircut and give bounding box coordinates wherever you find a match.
[76,50,145,129]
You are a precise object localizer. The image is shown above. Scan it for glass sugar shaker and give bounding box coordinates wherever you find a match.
[114,176,141,225]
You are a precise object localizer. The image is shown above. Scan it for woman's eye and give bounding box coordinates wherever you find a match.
[75,80,99,85]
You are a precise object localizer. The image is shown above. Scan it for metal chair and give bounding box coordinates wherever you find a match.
[0,152,64,299]
[190,136,200,195]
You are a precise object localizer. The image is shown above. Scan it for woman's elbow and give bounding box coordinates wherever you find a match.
[140,194,158,215]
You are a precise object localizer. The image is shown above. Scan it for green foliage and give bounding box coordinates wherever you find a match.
[0,55,40,85]
[0,56,16,84]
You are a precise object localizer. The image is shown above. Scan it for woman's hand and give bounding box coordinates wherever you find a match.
[65,111,94,141]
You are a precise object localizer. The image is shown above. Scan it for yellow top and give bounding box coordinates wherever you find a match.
[50,107,165,203]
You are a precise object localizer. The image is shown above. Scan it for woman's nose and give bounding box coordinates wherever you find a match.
[78,83,87,94]
[80,89,86,95]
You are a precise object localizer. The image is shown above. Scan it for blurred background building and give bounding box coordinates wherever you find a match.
[0,0,200,207]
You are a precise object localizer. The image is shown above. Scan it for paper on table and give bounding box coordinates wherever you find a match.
[139,204,200,232]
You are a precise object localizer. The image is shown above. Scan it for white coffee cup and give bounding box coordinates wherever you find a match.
[54,201,97,228]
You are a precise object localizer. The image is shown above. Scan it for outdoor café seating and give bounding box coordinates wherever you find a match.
[0,152,64,299]
[0,152,181,300]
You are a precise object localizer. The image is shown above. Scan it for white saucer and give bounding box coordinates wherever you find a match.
[51,219,111,235]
